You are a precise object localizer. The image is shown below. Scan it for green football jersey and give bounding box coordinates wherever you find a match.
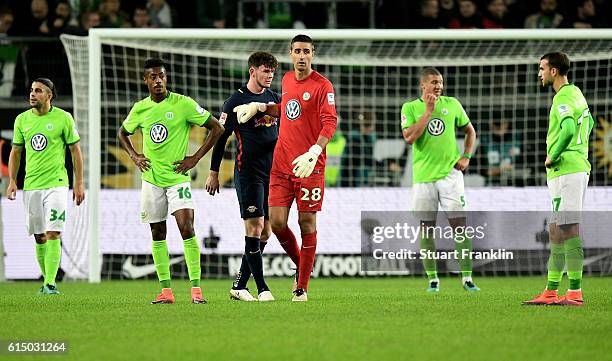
[12,107,80,191]
[546,84,592,180]
[122,92,211,188]
[401,96,470,183]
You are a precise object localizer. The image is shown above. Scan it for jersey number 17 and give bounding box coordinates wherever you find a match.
[576,109,591,145]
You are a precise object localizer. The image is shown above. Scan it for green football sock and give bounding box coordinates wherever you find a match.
[565,237,583,290]
[44,239,61,286]
[420,237,437,280]
[152,240,171,289]
[183,236,201,288]
[546,243,565,291]
[454,232,473,277]
[35,242,47,277]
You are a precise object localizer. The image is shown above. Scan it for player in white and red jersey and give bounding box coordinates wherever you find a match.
[233,34,337,301]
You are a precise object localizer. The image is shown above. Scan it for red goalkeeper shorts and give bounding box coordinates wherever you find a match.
[268,169,325,212]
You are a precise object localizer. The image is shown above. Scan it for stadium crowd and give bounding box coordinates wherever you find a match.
[0,0,609,36]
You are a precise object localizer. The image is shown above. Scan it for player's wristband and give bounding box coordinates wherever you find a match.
[309,144,323,156]
[463,153,472,159]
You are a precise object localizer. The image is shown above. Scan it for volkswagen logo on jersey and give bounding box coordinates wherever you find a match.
[31,133,48,151]
[150,124,168,143]
[427,118,445,136]
[285,99,301,121]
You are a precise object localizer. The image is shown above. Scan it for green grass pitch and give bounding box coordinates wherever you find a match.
[1,277,611,361]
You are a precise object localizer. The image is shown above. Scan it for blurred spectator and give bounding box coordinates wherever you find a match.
[29,0,52,36]
[0,7,13,35]
[524,0,563,28]
[481,120,523,186]
[50,1,72,34]
[561,0,607,28]
[196,0,225,28]
[82,11,101,31]
[340,112,376,187]
[132,6,151,28]
[448,0,484,28]
[438,0,457,26]
[411,0,445,29]
[483,0,516,28]
[148,0,173,28]
[64,10,100,34]
[0,7,17,96]
[99,0,129,28]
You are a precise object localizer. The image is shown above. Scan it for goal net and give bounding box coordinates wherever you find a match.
[53,29,612,282]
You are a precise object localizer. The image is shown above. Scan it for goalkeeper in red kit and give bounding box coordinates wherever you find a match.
[234,34,337,302]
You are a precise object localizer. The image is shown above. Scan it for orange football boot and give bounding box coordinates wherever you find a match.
[151,288,175,304]
[522,289,559,305]
[191,287,206,304]
[556,290,583,306]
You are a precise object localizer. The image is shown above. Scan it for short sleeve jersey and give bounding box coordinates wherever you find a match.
[400,96,470,184]
[546,83,592,179]
[12,107,80,190]
[122,92,211,187]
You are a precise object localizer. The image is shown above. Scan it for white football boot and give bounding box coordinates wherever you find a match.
[229,288,256,301]
[258,290,275,302]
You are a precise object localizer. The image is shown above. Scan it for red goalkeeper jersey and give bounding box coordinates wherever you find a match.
[272,70,337,176]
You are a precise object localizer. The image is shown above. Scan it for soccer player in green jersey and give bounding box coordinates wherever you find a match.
[523,52,592,306]
[401,67,479,293]
[6,78,85,295]
[117,58,224,304]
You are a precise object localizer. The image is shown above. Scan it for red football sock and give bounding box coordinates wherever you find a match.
[276,227,300,266]
[298,231,317,291]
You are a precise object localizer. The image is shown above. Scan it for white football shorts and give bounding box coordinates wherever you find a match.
[23,186,69,235]
[140,181,194,223]
[412,168,466,222]
[547,172,588,225]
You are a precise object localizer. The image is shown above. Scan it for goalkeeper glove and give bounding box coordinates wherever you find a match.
[233,102,267,124]
[292,144,323,178]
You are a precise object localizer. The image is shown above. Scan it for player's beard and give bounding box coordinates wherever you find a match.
[30,99,43,110]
